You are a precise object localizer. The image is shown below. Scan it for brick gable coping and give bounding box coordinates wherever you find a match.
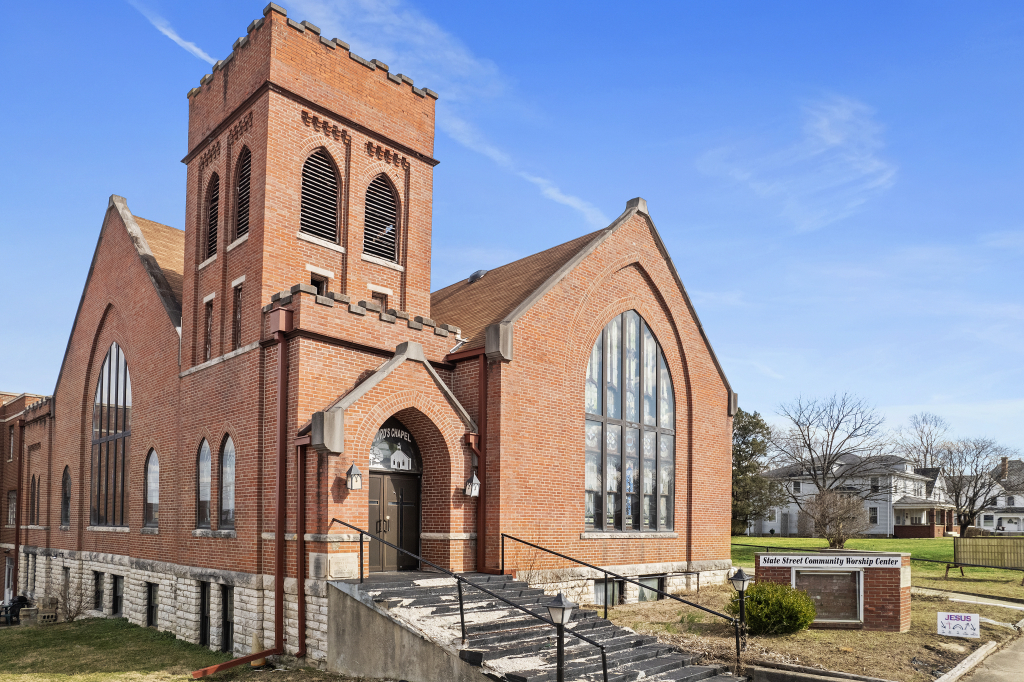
[51,195,183,399]
[435,197,734,409]
[308,340,477,454]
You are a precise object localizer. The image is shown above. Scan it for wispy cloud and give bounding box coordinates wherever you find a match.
[128,1,216,64]
[290,0,609,227]
[698,95,897,232]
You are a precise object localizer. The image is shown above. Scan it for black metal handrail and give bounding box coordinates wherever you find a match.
[332,519,609,681]
[501,533,743,666]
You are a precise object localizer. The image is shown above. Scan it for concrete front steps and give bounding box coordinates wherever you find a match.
[356,571,742,682]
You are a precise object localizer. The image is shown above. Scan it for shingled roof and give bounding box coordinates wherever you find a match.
[431,228,607,352]
[134,216,185,308]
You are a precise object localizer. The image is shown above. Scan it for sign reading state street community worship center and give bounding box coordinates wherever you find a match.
[760,555,902,568]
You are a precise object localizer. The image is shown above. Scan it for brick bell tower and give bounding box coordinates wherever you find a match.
[180,3,439,369]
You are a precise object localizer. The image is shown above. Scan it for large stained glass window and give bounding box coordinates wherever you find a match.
[90,342,131,527]
[584,311,674,531]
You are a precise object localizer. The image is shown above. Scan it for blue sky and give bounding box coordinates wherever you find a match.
[1,1,1022,449]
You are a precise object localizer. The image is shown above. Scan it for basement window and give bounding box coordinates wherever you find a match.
[638,576,665,602]
[221,585,235,653]
[594,578,624,606]
[93,571,104,611]
[199,581,211,646]
[363,174,398,262]
[300,150,339,243]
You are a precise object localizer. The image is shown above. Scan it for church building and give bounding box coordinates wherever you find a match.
[1,3,735,668]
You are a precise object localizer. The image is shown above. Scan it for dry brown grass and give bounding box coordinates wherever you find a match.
[606,585,1022,682]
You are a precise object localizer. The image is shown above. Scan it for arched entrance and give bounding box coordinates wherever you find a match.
[368,418,422,571]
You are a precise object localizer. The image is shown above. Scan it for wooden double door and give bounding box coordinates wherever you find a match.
[368,473,421,572]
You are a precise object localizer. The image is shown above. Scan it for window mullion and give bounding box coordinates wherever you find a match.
[619,313,626,531]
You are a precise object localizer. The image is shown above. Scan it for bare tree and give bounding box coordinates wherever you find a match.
[939,437,1014,535]
[769,393,893,505]
[894,412,950,469]
[801,490,872,548]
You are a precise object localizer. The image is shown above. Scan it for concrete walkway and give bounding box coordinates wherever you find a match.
[964,635,1024,681]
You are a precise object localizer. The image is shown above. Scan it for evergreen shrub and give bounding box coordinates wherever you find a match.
[726,580,816,635]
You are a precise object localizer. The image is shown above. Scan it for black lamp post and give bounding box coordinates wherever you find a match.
[730,568,752,654]
[546,592,577,682]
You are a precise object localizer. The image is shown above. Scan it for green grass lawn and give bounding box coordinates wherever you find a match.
[731,537,1024,602]
[0,618,373,682]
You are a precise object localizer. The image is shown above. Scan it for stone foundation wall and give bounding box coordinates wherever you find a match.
[15,545,329,666]
[516,562,730,606]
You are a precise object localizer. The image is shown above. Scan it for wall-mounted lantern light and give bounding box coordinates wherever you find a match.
[464,472,480,498]
[346,464,363,491]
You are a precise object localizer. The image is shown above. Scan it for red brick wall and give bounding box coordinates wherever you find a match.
[475,210,733,572]
[894,524,945,539]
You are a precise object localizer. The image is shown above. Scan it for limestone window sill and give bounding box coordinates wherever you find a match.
[580,531,679,540]
[141,527,159,535]
[196,254,217,271]
[226,233,249,252]
[21,525,49,530]
[297,231,346,253]
[192,529,236,539]
[361,253,404,272]
[86,525,129,533]
[59,525,70,532]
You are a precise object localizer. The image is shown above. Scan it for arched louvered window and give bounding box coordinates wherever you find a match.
[299,150,338,242]
[363,175,398,262]
[197,440,211,529]
[220,436,235,529]
[206,173,220,258]
[90,341,131,527]
[235,147,251,240]
[144,450,159,527]
[584,311,675,531]
[61,467,71,526]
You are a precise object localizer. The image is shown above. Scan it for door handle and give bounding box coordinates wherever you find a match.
[375,520,382,534]
[385,516,391,533]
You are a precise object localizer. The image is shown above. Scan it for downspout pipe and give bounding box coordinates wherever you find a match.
[296,441,308,658]
[193,308,292,679]
[463,352,500,574]
[13,419,23,595]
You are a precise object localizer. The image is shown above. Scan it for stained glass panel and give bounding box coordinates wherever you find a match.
[658,350,674,430]
[625,427,640,529]
[659,434,674,530]
[605,317,621,419]
[642,323,657,425]
[624,311,640,423]
[606,424,622,530]
[585,332,603,415]
[585,421,602,528]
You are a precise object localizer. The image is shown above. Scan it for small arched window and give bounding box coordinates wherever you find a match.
[206,173,220,258]
[235,147,251,240]
[220,436,236,529]
[299,150,338,242]
[144,450,159,527]
[90,341,131,527]
[584,311,675,532]
[197,440,211,528]
[29,476,36,525]
[61,467,71,526]
[363,175,398,262]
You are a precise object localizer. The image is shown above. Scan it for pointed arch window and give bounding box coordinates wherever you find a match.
[144,450,159,527]
[235,147,251,240]
[584,311,675,531]
[206,173,220,258]
[29,476,36,526]
[363,175,398,262]
[220,436,235,529]
[61,467,71,526]
[90,341,131,527]
[300,150,339,242]
[197,440,211,528]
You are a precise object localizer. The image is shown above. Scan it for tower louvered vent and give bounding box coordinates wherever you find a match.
[235,148,251,239]
[206,174,220,258]
[363,175,397,262]
[300,150,338,242]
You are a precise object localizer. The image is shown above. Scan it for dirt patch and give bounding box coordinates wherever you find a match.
[605,585,1021,682]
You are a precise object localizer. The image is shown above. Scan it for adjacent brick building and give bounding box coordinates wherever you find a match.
[1,3,735,666]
